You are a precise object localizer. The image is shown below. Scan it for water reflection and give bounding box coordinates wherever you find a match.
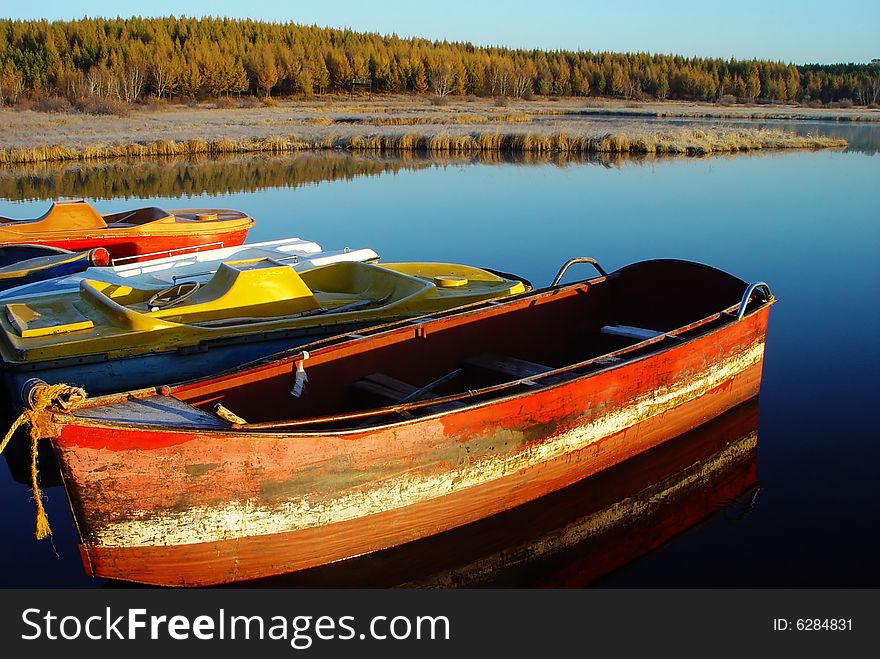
[2,428,63,490]
[0,150,793,203]
[0,152,430,203]
[744,120,880,154]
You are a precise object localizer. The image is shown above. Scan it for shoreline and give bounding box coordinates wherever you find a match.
[2,96,860,164]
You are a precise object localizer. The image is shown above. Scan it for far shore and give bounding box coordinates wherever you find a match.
[3,95,864,164]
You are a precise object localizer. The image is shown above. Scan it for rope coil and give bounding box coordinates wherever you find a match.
[0,383,87,540]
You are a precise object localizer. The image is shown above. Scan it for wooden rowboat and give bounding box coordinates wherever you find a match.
[0,199,255,263]
[29,257,774,586]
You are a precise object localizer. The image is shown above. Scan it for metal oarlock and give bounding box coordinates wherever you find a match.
[551,257,608,286]
[737,282,772,320]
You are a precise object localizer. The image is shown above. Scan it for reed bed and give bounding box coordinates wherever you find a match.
[565,108,880,122]
[0,136,313,164]
[0,127,846,164]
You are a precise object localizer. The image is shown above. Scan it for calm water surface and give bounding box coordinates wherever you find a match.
[0,125,877,588]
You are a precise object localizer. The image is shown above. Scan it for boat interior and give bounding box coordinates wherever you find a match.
[160,259,768,432]
[87,261,482,325]
[102,206,173,226]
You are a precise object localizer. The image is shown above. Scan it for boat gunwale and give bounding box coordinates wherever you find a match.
[49,278,775,439]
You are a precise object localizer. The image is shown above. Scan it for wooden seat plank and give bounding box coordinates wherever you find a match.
[352,373,464,413]
[601,325,684,342]
[460,353,570,386]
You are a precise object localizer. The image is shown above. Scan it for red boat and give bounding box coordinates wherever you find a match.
[29,257,774,586]
[0,199,255,263]
[227,399,761,588]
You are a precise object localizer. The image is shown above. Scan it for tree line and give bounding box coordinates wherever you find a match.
[1,16,878,107]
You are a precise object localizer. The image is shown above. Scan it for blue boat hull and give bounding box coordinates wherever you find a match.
[0,248,92,291]
[0,244,71,267]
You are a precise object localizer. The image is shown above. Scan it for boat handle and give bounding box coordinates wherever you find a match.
[737,282,772,320]
[551,257,608,286]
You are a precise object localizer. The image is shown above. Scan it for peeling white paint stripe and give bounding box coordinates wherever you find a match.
[405,431,758,588]
[93,341,765,548]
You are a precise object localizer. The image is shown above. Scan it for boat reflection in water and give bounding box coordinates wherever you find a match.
[215,397,760,589]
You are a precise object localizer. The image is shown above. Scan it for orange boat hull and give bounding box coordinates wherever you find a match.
[73,360,763,587]
[214,399,761,588]
[48,298,771,585]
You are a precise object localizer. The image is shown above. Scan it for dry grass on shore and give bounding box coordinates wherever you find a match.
[0,95,862,164]
[0,127,846,165]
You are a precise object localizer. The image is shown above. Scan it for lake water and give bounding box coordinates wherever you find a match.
[0,122,877,588]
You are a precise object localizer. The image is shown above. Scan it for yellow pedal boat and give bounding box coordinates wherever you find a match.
[0,259,528,400]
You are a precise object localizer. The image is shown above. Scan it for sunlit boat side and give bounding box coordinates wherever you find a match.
[230,399,760,588]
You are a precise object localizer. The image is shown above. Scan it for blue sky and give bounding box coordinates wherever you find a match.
[5,0,878,65]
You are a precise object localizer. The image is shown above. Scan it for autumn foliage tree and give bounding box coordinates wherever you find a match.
[0,16,876,106]
[249,46,279,98]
